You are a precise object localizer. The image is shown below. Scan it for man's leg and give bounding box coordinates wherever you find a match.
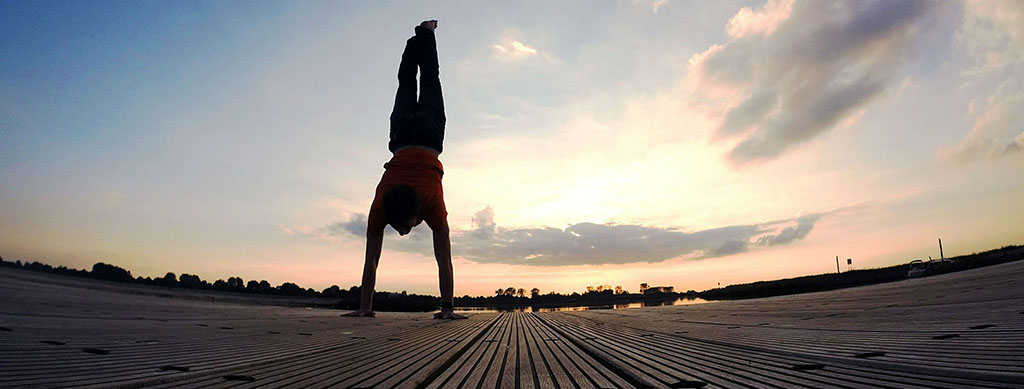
[413,26,446,137]
[389,35,419,123]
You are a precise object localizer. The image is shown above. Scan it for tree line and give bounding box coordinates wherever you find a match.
[0,258,354,298]
[3,244,1019,310]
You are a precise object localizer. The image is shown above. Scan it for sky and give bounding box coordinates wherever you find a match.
[2,0,1022,297]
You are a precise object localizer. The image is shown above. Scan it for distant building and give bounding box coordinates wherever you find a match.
[643,286,674,295]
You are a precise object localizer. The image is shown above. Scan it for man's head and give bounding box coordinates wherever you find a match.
[383,185,421,236]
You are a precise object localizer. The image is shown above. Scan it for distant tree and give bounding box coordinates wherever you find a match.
[530,288,540,299]
[322,285,342,298]
[595,285,604,293]
[495,289,504,297]
[278,282,304,296]
[246,280,260,292]
[227,277,244,290]
[26,261,52,272]
[179,274,204,288]
[213,279,228,290]
[504,287,516,296]
[162,272,178,286]
[586,286,595,293]
[516,288,525,298]
[91,262,133,283]
[615,285,623,294]
[258,280,272,293]
[640,283,649,294]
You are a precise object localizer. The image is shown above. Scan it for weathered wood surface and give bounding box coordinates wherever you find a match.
[2,260,1023,388]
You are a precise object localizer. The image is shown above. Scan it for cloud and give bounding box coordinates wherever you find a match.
[756,213,820,246]
[284,212,435,252]
[689,0,936,165]
[492,39,542,61]
[281,213,367,243]
[940,1,1024,163]
[470,206,496,239]
[630,0,669,14]
[938,82,1024,163]
[293,208,824,266]
[955,0,1024,76]
[726,0,794,39]
[322,213,368,237]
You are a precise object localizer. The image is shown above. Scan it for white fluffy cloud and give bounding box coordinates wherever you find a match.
[726,0,793,39]
[940,0,1024,163]
[491,39,553,65]
[689,0,936,165]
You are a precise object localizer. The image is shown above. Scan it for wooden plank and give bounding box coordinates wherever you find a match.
[543,311,1022,388]
[4,255,1024,388]
[423,313,508,388]
[146,314,495,389]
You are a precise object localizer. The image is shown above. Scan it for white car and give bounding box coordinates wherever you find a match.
[907,260,928,278]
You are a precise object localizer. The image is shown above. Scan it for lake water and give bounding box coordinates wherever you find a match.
[455,297,711,313]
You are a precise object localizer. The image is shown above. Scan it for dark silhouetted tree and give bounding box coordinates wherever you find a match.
[213,279,228,290]
[278,282,303,296]
[227,277,244,290]
[258,280,272,293]
[91,262,133,283]
[161,272,178,287]
[179,273,204,288]
[322,285,342,298]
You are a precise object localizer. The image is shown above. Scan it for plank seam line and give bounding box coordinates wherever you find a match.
[414,313,503,389]
[587,313,1024,385]
[535,312,654,389]
[94,317,465,389]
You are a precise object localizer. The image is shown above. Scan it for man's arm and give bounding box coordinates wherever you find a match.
[345,229,384,317]
[432,222,465,319]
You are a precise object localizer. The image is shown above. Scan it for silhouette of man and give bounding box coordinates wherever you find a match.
[345,20,465,320]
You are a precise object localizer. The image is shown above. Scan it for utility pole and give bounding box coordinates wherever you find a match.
[836,256,840,274]
[939,238,944,260]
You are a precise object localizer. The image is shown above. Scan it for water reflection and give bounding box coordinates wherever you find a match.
[455,297,710,313]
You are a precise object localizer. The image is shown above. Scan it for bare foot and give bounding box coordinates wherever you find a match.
[433,309,467,320]
[343,309,375,317]
[420,20,438,31]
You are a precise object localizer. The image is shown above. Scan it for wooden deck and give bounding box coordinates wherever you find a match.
[2,261,1023,388]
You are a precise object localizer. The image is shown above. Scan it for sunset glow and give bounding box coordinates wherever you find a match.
[2,0,1022,297]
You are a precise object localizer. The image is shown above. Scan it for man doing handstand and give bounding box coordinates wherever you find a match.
[345,20,465,320]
